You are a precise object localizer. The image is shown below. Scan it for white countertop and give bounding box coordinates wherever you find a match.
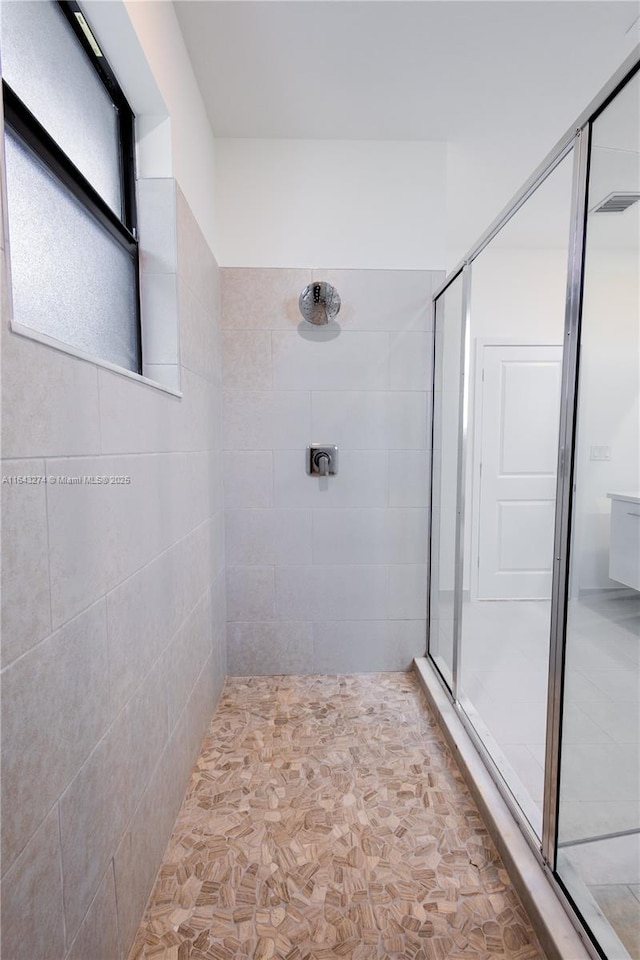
[607,492,640,505]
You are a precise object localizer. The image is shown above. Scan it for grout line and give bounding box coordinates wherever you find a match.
[0,595,107,676]
[56,595,221,960]
[0,796,65,883]
[103,595,114,724]
[96,363,104,455]
[225,617,425,622]
[220,387,430,395]
[383,448,390,507]
[270,445,276,509]
[56,803,69,952]
[2,448,217,463]
[64,861,116,960]
[0,514,215,676]
[110,858,124,960]
[42,457,54,638]
[43,579,214,854]
[267,330,274,391]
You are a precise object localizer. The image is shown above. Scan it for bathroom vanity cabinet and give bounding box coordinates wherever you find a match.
[607,493,640,592]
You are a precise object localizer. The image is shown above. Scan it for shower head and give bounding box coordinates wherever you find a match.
[299,281,341,325]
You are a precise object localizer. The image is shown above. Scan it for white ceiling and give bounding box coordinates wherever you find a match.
[487,69,640,251]
[174,0,639,144]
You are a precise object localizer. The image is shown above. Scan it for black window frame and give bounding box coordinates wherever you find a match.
[2,0,142,374]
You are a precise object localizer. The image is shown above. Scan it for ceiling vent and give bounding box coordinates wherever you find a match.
[592,192,640,214]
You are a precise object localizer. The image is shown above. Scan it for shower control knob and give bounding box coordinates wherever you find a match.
[306,444,339,477]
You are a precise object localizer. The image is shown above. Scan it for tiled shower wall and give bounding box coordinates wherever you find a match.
[222,267,444,674]
[0,181,226,960]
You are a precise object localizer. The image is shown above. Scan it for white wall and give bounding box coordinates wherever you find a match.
[86,0,218,256]
[445,135,547,271]
[463,244,639,597]
[430,246,570,598]
[462,246,570,593]
[214,138,446,269]
[572,249,640,592]
[469,247,569,342]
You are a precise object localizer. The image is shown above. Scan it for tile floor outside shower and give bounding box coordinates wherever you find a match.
[128,672,546,960]
[434,592,640,958]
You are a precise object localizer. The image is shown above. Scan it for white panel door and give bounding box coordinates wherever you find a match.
[477,344,563,599]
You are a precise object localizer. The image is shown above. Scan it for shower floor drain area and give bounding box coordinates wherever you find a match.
[128,672,545,960]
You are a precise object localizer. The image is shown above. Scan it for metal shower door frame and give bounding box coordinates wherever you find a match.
[425,264,466,695]
[541,121,591,870]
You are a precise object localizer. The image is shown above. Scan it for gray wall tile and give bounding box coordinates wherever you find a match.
[222,330,273,389]
[66,865,119,960]
[98,366,213,455]
[179,278,219,383]
[223,451,273,508]
[313,269,435,332]
[226,566,275,622]
[165,590,212,733]
[1,330,101,459]
[113,716,191,959]
[275,565,388,622]
[312,620,426,673]
[186,654,217,761]
[58,655,168,943]
[225,508,311,565]
[1,179,226,956]
[176,184,217,317]
[228,622,313,676]
[223,389,311,451]
[46,453,213,628]
[272,330,389,391]
[0,458,52,667]
[1,601,109,872]
[221,266,432,676]
[0,808,65,960]
[221,267,311,330]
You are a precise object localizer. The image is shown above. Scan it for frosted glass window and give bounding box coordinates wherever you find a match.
[4,128,139,372]
[1,0,122,214]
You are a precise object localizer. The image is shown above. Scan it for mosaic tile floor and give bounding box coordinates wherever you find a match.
[128,673,546,960]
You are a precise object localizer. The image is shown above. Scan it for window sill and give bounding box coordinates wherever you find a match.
[9,319,183,398]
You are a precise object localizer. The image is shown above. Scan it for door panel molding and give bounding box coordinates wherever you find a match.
[470,339,564,601]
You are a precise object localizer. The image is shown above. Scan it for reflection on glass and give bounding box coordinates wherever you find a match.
[428,273,464,689]
[458,150,575,837]
[557,69,640,960]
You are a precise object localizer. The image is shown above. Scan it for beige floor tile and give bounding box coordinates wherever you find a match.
[128,672,546,960]
[589,884,640,959]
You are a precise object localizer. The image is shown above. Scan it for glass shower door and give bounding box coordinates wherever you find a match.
[456,151,575,839]
[556,67,640,960]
